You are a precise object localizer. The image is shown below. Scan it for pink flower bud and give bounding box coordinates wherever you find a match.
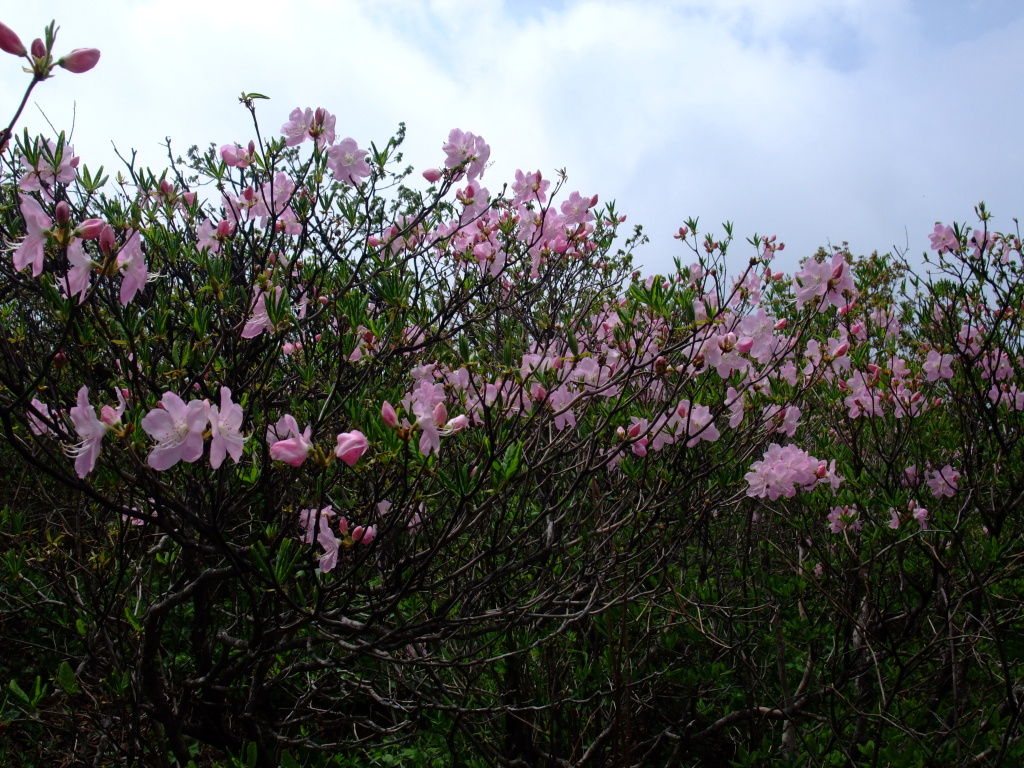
[0,22,26,57]
[616,426,626,440]
[100,405,121,427]
[182,191,196,206]
[216,219,235,238]
[57,48,101,74]
[99,224,116,255]
[335,430,368,467]
[589,194,599,208]
[54,201,71,225]
[446,414,469,433]
[76,218,105,239]
[850,322,863,335]
[381,401,398,428]
[774,318,788,331]
[737,336,754,354]
[31,38,44,59]
[772,270,784,281]
[833,341,849,358]
[367,236,381,247]
[831,261,845,280]
[422,168,442,183]
[433,401,448,427]
[353,524,376,545]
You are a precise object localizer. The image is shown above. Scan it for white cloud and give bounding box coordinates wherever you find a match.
[2,0,1022,276]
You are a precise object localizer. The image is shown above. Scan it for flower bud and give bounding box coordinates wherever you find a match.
[76,218,105,239]
[833,342,849,358]
[422,168,442,183]
[433,401,448,427]
[57,47,101,74]
[0,22,26,57]
[31,38,44,59]
[737,336,754,354]
[55,201,71,226]
[381,401,398,428]
[774,318,788,331]
[99,224,116,256]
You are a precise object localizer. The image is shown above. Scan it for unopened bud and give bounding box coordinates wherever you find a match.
[57,47,101,74]
[76,218,105,239]
[654,355,669,376]
[31,38,44,59]
[99,224,116,255]
[737,336,754,354]
[833,341,849,358]
[0,22,26,57]
[55,201,71,226]
[774,318,788,331]
[422,168,442,183]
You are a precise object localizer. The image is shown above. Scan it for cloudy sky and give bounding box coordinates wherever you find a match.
[3,0,1022,276]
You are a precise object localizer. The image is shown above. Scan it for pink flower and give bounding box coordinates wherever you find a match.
[117,230,148,306]
[326,138,371,185]
[67,386,114,478]
[828,505,862,534]
[442,129,490,181]
[381,401,398,428]
[57,48,101,73]
[923,349,954,382]
[926,465,960,498]
[268,414,313,466]
[207,387,246,469]
[929,223,957,253]
[141,392,209,470]
[13,195,52,276]
[298,505,335,544]
[28,398,56,436]
[62,240,92,303]
[335,430,368,467]
[317,515,342,573]
[281,106,336,148]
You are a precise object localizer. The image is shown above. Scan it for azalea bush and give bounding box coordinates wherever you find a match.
[3,18,1024,768]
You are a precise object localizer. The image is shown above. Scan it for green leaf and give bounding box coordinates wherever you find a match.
[56,661,80,694]
[6,679,30,706]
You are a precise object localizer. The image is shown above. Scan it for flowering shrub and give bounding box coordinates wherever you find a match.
[3,18,1024,768]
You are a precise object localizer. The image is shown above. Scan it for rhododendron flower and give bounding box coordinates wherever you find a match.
[828,505,862,534]
[923,349,954,382]
[926,465,960,498]
[929,223,958,253]
[335,430,368,467]
[317,515,342,573]
[442,129,490,181]
[268,414,313,466]
[117,230,148,306]
[68,385,117,478]
[62,240,93,303]
[298,505,335,544]
[28,398,56,436]
[281,106,336,148]
[326,138,371,185]
[141,392,209,470]
[13,194,52,276]
[19,141,79,198]
[207,387,246,469]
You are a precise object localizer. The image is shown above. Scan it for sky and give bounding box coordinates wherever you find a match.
[3,0,1023,277]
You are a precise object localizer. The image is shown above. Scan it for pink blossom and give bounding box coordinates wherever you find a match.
[68,386,118,478]
[281,106,336,148]
[442,129,490,181]
[13,195,52,276]
[268,414,313,466]
[62,240,92,303]
[207,387,246,469]
[923,349,954,382]
[926,465,960,498]
[28,398,56,437]
[828,505,862,534]
[141,392,209,470]
[117,230,148,306]
[317,515,342,573]
[929,223,958,253]
[422,168,442,183]
[298,505,335,544]
[335,430,368,467]
[326,138,371,185]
